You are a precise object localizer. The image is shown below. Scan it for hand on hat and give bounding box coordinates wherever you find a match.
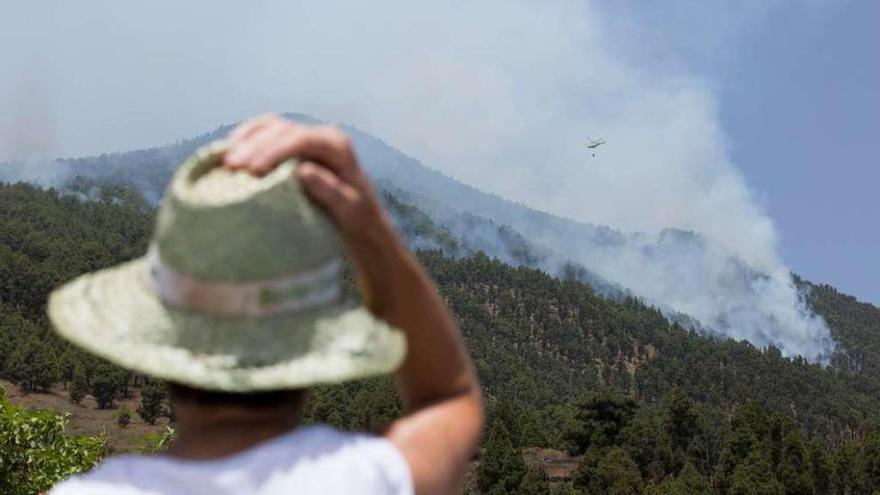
[223,114,392,244]
[223,114,402,313]
[224,116,484,495]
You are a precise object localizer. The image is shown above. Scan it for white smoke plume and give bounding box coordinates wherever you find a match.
[0,1,835,360]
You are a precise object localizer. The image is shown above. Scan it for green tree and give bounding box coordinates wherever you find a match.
[729,449,784,495]
[664,389,699,452]
[137,380,166,425]
[6,337,59,393]
[589,447,643,495]
[478,418,528,495]
[622,410,676,482]
[117,406,131,428]
[857,431,880,493]
[518,464,551,495]
[807,440,835,495]
[572,445,604,491]
[0,386,105,494]
[776,429,814,495]
[90,368,119,409]
[645,462,711,495]
[565,393,637,455]
[715,401,769,494]
[69,362,88,404]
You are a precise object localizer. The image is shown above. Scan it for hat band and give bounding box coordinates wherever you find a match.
[147,245,343,318]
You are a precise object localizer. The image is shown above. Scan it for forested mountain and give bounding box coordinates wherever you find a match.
[0,113,832,362]
[1,116,879,492]
[2,180,880,493]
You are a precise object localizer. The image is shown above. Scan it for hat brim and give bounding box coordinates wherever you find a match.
[48,258,406,392]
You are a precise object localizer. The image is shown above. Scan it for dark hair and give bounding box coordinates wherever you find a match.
[168,383,308,410]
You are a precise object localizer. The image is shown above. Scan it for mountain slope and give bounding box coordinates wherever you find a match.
[0,114,849,361]
[2,182,880,492]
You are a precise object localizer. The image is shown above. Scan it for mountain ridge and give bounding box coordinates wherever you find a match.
[2,178,880,492]
[0,113,844,362]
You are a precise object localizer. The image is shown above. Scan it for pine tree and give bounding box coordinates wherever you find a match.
[716,401,770,494]
[645,462,711,495]
[137,381,166,425]
[6,337,59,393]
[565,393,637,455]
[622,410,675,482]
[90,364,125,409]
[729,448,784,495]
[775,429,814,495]
[807,440,835,495]
[572,445,605,491]
[69,362,88,404]
[518,464,551,495]
[477,418,527,494]
[858,432,880,493]
[664,389,699,452]
[589,447,643,495]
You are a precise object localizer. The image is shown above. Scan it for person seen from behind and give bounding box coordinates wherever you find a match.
[48,114,485,494]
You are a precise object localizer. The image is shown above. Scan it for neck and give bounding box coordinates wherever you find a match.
[166,403,303,460]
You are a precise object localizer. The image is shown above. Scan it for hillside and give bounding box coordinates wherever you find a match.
[0,114,834,362]
[2,181,880,492]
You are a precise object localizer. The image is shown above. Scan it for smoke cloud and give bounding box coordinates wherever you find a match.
[0,1,834,359]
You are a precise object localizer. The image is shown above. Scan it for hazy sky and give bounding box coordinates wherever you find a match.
[1,0,877,305]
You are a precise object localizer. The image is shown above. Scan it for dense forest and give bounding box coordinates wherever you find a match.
[2,180,880,493]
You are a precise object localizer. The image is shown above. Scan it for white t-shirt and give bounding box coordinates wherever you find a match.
[50,424,413,495]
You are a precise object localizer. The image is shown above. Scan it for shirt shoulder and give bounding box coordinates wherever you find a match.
[280,425,413,494]
[49,425,413,495]
[49,455,149,495]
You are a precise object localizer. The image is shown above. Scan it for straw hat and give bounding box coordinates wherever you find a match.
[48,141,406,392]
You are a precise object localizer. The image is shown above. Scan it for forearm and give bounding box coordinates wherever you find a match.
[346,216,479,409]
[222,116,483,493]
[353,217,484,495]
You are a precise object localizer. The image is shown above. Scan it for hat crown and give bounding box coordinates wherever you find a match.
[154,141,342,282]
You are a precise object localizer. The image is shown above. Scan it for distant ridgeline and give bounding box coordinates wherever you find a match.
[0,113,836,362]
[2,181,880,492]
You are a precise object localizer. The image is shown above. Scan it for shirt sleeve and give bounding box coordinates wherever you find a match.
[49,478,129,495]
[363,436,414,495]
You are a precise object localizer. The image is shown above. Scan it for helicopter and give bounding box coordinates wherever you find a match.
[585,138,605,157]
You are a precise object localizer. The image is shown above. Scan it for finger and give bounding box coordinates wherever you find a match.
[226,114,282,143]
[233,124,294,175]
[224,120,289,171]
[296,162,360,223]
[275,126,360,182]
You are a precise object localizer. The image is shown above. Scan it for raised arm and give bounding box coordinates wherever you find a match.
[224,115,484,495]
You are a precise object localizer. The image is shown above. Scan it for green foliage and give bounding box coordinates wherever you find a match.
[140,426,175,454]
[478,418,528,495]
[565,393,637,455]
[5,335,59,393]
[621,408,676,482]
[0,386,105,494]
[645,463,712,495]
[69,362,87,404]
[728,449,784,495]
[517,464,551,495]
[90,365,122,409]
[137,380,166,425]
[5,181,880,492]
[589,447,644,495]
[304,377,401,432]
[837,432,880,494]
[117,406,131,429]
[776,429,814,495]
[665,388,699,452]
